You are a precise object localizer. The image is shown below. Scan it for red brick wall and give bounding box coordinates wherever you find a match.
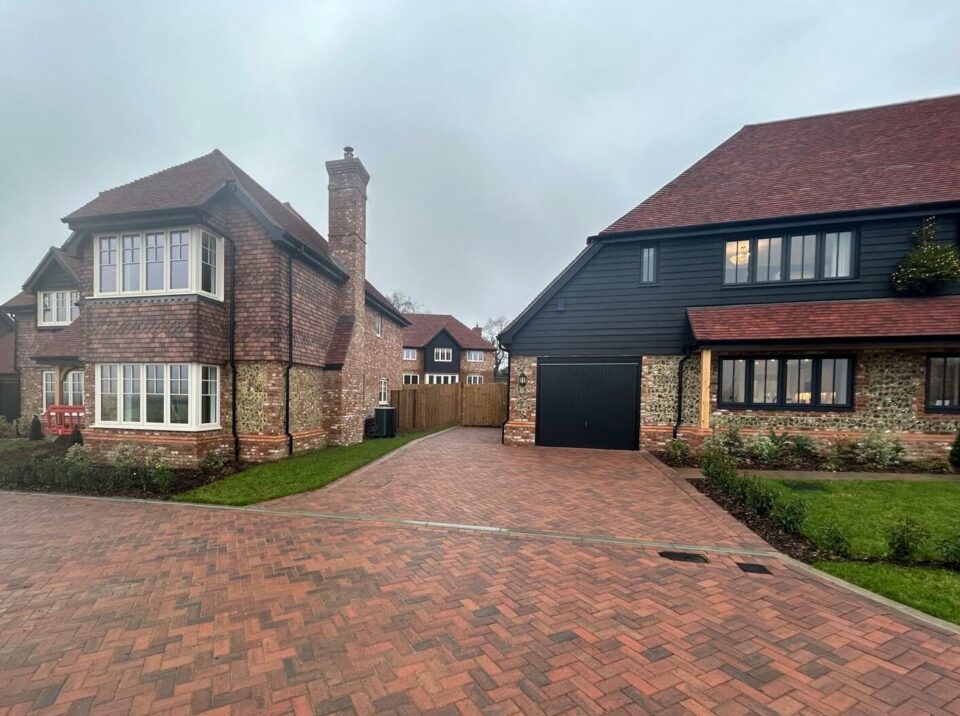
[459,350,495,384]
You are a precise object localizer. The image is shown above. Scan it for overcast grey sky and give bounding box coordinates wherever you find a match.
[1,1,958,326]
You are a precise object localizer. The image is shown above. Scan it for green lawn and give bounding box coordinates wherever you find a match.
[816,561,960,626]
[174,431,436,506]
[772,479,960,560]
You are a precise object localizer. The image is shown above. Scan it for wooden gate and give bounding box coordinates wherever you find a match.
[390,383,507,432]
[462,383,507,427]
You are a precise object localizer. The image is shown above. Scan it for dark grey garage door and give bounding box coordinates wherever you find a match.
[536,361,640,450]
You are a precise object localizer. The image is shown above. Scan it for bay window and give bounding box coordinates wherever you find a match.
[96,363,220,429]
[722,229,855,285]
[94,227,222,299]
[37,290,79,326]
[719,356,852,409]
[927,356,960,411]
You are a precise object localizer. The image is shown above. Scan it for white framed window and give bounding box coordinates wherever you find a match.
[466,350,484,362]
[95,363,220,430]
[426,374,458,385]
[466,375,484,385]
[37,290,79,326]
[63,371,84,406]
[434,347,453,362]
[403,348,417,361]
[403,373,420,385]
[374,312,383,337]
[42,371,56,411]
[94,227,223,300]
[378,378,389,404]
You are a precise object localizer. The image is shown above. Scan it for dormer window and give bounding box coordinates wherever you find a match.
[94,227,223,300]
[37,290,79,326]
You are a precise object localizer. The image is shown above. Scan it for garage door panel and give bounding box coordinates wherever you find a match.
[537,362,639,450]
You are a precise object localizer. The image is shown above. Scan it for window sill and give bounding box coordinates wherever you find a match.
[89,422,222,432]
[716,404,854,413]
[87,291,224,303]
[720,276,859,289]
[37,322,76,329]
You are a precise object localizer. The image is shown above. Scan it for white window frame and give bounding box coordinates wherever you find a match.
[62,370,84,406]
[94,362,220,431]
[93,227,224,301]
[378,378,389,404]
[434,347,453,362]
[403,348,417,361]
[466,375,484,385]
[466,350,484,363]
[42,371,56,411]
[425,373,459,385]
[374,312,383,337]
[403,372,420,385]
[37,290,79,327]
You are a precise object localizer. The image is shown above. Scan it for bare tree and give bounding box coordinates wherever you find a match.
[482,316,509,376]
[390,291,424,314]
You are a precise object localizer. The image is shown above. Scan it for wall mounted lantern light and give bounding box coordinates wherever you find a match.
[518,371,528,388]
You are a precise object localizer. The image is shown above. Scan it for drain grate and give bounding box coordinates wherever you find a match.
[659,551,709,564]
[737,562,773,575]
[786,481,826,492]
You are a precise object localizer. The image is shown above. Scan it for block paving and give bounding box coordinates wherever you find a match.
[0,428,958,714]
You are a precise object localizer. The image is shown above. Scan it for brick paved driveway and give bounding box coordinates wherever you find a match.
[0,429,958,714]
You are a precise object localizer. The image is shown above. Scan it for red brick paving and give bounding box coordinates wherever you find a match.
[0,429,958,714]
[269,428,767,551]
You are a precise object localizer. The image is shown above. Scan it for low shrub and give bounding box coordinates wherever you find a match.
[817,521,852,558]
[771,497,807,535]
[855,433,904,470]
[144,448,174,496]
[936,535,960,568]
[744,434,782,466]
[28,416,43,441]
[68,426,83,446]
[745,478,777,517]
[951,430,960,471]
[199,451,227,475]
[665,438,691,465]
[0,417,15,439]
[786,434,819,461]
[885,518,930,561]
[700,448,738,486]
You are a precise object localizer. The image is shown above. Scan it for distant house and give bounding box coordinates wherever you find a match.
[500,95,960,457]
[0,311,16,421]
[401,314,495,386]
[2,147,409,465]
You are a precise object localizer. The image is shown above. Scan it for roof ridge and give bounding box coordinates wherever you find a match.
[743,93,960,129]
[92,149,225,198]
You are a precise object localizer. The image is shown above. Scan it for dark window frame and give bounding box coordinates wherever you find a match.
[718,355,855,411]
[721,228,859,287]
[638,242,659,285]
[926,354,960,413]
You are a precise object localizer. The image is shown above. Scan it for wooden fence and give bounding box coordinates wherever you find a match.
[390,383,507,432]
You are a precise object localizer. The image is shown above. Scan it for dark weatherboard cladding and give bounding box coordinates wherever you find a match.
[423,330,461,373]
[501,213,960,356]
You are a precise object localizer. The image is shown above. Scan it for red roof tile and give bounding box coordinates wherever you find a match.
[2,292,34,310]
[64,150,332,259]
[402,314,493,350]
[687,296,960,343]
[326,318,354,367]
[32,320,82,360]
[604,94,960,234]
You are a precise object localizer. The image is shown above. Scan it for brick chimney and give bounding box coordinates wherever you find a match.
[472,325,484,337]
[326,146,370,318]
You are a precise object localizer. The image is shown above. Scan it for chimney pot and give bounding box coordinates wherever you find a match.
[343,146,354,158]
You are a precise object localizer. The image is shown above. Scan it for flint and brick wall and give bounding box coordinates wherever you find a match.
[503,357,537,446]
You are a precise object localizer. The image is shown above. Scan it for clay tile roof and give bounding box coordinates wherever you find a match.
[325,318,354,367]
[0,331,13,374]
[687,296,960,343]
[604,94,960,234]
[402,314,493,350]
[2,291,35,310]
[64,149,332,259]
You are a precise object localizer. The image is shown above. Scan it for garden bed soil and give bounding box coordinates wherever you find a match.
[690,477,829,564]
[658,451,953,475]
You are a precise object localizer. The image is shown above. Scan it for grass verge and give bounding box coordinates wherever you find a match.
[771,479,960,560]
[174,430,438,506]
[816,561,960,626]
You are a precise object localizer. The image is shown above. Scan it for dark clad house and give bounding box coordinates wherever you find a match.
[2,148,409,465]
[0,311,17,421]
[401,314,495,386]
[500,95,960,458]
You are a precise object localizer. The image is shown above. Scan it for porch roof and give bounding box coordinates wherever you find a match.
[687,295,960,344]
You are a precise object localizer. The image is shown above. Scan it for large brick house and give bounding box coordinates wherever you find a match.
[500,94,960,459]
[400,314,495,385]
[2,147,409,465]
